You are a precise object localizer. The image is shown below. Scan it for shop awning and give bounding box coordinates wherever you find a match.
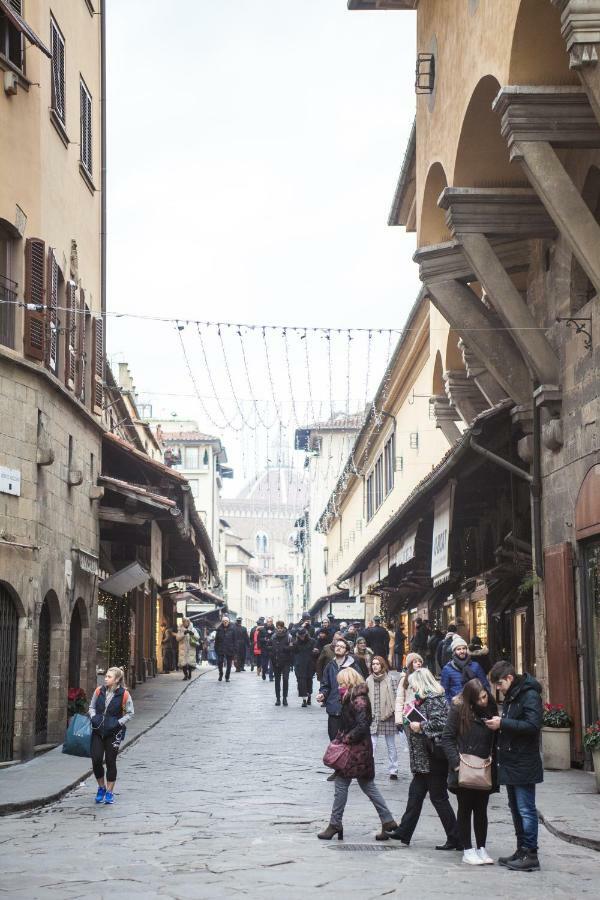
[0,0,51,57]
[99,561,150,597]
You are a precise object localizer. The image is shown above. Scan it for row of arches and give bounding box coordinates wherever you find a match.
[0,583,89,762]
[420,0,580,246]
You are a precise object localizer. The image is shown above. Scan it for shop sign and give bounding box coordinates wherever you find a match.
[77,549,98,575]
[0,466,20,496]
[431,480,456,586]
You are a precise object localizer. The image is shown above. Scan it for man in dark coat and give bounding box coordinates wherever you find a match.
[259,617,276,681]
[292,628,317,706]
[394,625,406,671]
[325,612,338,640]
[436,623,457,670]
[234,617,250,672]
[410,617,429,656]
[249,617,264,673]
[214,615,237,682]
[364,616,390,659]
[426,626,444,674]
[487,661,543,872]
[270,621,294,705]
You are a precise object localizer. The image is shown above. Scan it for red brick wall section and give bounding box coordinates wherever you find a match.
[544,542,583,763]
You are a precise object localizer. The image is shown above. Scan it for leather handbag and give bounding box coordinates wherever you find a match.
[458,753,493,790]
[323,739,351,771]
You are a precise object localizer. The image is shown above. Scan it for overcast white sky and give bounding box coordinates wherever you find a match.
[106,0,418,496]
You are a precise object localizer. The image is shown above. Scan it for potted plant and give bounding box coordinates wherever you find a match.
[67,687,88,723]
[541,703,573,770]
[583,719,600,792]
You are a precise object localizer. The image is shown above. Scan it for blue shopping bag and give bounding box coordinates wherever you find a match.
[63,713,92,757]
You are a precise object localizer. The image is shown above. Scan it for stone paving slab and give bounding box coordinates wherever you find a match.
[537,769,599,850]
[0,667,213,815]
[0,669,598,898]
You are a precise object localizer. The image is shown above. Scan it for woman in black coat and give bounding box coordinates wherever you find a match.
[442,678,498,866]
[292,628,317,707]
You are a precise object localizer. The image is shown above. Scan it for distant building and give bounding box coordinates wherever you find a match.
[220,465,308,624]
[151,418,232,571]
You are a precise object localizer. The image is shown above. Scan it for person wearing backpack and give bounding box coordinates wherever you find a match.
[89,666,134,805]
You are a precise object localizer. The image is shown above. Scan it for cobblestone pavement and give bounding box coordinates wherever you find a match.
[1,670,598,899]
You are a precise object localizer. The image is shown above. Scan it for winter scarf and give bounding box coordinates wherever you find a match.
[367,672,395,722]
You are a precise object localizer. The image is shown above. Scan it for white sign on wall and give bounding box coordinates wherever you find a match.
[0,466,21,496]
[431,480,456,587]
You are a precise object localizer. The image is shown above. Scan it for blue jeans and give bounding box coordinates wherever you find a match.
[506,784,538,850]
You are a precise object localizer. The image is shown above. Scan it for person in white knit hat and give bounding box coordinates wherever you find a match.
[440,636,490,703]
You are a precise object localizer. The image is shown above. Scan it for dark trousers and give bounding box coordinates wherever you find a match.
[456,787,490,850]
[328,714,342,741]
[218,654,234,680]
[396,772,460,844]
[91,732,120,783]
[261,654,273,680]
[506,783,538,850]
[273,665,290,700]
[235,648,246,671]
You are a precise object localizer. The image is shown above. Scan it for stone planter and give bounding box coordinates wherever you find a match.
[592,748,600,793]
[542,726,571,770]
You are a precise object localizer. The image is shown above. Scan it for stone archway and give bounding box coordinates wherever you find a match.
[420,162,451,246]
[0,582,20,762]
[509,0,579,87]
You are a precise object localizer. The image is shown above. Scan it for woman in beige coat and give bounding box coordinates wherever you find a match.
[176,617,199,680]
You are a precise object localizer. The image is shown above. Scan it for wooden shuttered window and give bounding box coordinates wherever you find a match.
[50,17,65,123]
[75,290,87,402]
[46,249,59,374]
[80,78,92,175]
[91,315,104,414]
[64,281,77,388]
[23,237,46,361]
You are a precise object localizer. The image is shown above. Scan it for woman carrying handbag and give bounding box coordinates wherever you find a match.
[318,668,397,842]
[441,678,498,866]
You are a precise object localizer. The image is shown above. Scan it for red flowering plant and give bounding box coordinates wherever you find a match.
[583,719,600,752]
[542,703,572,729]
[67,688,88,718]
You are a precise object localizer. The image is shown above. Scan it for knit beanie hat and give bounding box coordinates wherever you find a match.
[405,652,423,670]
[451,636,468,651]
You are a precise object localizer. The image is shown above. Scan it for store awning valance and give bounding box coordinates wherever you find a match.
[431,481,456,587]
[0,0,51,57]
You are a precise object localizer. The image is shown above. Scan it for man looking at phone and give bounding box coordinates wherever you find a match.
[486,661,543,872]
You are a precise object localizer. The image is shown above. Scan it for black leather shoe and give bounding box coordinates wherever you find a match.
[435,840,463,851]
[498,848,521,867]
[388,828,409,845]
[506,849,540,872]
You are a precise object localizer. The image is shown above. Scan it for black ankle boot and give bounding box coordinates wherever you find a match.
[506,849,540,872]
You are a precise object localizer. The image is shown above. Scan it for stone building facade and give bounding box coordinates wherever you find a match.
[0,1,104,762]
[349,0,600,762]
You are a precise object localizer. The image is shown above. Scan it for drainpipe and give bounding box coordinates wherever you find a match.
[532,399,543,579]
[100,0,107,318]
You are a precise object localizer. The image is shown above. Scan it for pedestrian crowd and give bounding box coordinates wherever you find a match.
[311,615,544,873]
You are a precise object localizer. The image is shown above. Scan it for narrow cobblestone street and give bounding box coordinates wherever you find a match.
[1,671,598,899]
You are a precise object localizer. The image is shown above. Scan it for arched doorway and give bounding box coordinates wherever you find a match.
[0,584,19,762]
[419,162,451,246]
[35,596,52,745]
[68,603,82,689]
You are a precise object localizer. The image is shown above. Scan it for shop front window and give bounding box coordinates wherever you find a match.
[583,541,600,720]
[471,598,488,644]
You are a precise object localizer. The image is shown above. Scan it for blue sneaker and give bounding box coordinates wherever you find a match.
[104,790,115,804]
[95,787,106,804]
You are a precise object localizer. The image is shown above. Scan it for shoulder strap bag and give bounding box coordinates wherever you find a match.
[458,753,492,790]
